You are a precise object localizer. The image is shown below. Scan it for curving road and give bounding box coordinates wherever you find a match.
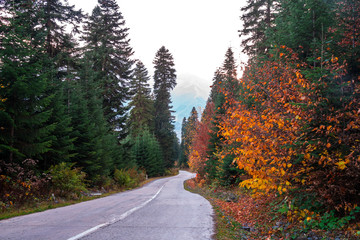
[0,171,214,240]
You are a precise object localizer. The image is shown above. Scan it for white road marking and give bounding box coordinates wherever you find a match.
[67,185,165,240]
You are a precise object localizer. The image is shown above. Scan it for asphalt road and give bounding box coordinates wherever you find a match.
[0,171,214,240]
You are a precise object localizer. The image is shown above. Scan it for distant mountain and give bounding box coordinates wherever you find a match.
[171,74,210,139]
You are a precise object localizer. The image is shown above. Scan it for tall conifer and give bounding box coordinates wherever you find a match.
[153,46,177,168]
[39,0,84,168]
[179,117,188,167]
[0,1,54,164]
[128,60,154,135]
[206,48,240,183]
[183,107,198,167]
[270,0,335,63]
[132,129,164,177]
[83,0,134,138]
[239,0,277,57]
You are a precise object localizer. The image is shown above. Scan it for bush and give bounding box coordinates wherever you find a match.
[304,207,360,231]
[0,159,50,209]
[114,169,135,188]
[127,167,146,184]
[113,168,147,189]
[48,162,87,199]
[165,168,179,176]
[91,175,114,191]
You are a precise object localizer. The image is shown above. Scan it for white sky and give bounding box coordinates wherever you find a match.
[71,0,248,98]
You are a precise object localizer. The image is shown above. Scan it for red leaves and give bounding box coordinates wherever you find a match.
[214,191,278,238]
[188,101,215,180]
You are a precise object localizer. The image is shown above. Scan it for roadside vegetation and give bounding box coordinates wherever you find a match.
[185,178,360,240]
[0,159,179,220]
[181,1,360,239]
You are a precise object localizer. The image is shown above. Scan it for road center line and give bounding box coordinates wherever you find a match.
[67,184,165,240]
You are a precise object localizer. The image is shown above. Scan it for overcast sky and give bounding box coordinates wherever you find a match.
[72,0,247,98]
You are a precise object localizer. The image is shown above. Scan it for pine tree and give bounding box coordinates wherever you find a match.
[128,60,154,135]
[82,0,134,138]
[333,0,360,75]
[171,138,180,167]
[239,0,278,57]
[41,84,75,169]
[209,69,223,103]
[147,131,165,177]
[67,81,97,174]
[69,56,117,178]
[222,48,239,97]
[41,0,83,59]
[183,107,198,167]
[38,0,84,168]
[205,48,240,184]
[270,0,335,63]
[153,46,177,168]
[131,129,164,177]
[179,117,188,167]
[0,1,54,164]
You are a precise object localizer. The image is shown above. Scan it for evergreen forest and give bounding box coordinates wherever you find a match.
[0,0,178,206]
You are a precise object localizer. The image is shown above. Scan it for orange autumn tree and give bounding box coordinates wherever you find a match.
[219,47,313,195]
[219,45,360,214]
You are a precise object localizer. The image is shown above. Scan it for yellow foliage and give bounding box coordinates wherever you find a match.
[336,160,348,170]
[218,54,313,196]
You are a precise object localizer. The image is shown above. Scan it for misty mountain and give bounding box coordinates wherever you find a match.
[171,74,210,139]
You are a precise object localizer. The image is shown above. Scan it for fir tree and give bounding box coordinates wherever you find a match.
[82,0,134,138]
[269,0,335,63]
[67,81,97,174]
[206,48,240,183]
[153,46,177,168]
[41,0,83,59]
[0,1,54,164]
[239,0,278,57]
[128,60,154,135]
[132,129,164,177]
[208,69,223,103]
[69,56,118,178]
[39,0,84,168]
[183,107,198,167]
[41,85,75,169]
[179,117,188,167]
[222,48,239,96]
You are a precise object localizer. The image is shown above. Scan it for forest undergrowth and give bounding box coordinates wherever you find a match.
[185,178,360,240]
[0,164,179,220]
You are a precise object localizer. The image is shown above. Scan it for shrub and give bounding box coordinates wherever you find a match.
[0,159,50,209]
[114,169,135,188]
[127,167,146,184]
[165,168,179,176]
[91,175,114,191]
[48,162,87,199]
[114,168,147,189]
